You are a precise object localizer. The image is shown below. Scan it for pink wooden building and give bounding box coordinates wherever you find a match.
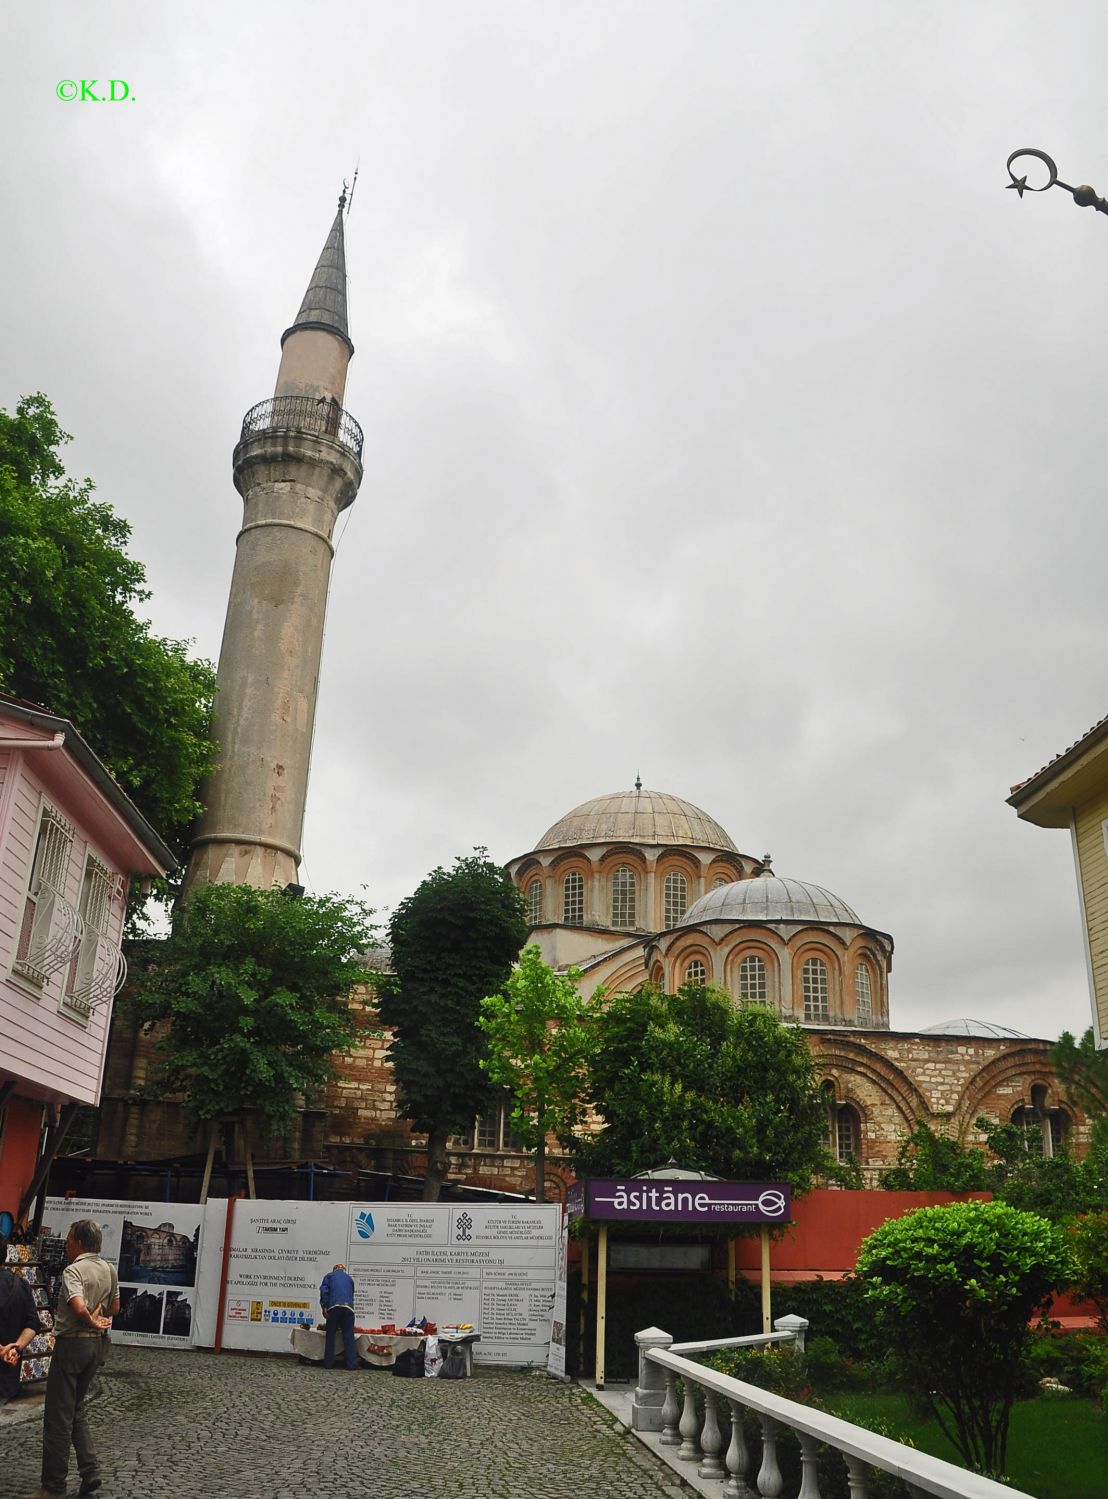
[0,693,174,1225]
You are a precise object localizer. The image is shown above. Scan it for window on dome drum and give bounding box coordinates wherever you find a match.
[712,876,728,890]
[526,878,543,925]
[684,959,707,987]
[1011,1105,1068,1159]
[610,866,637,928]
[855,963,872,1022]
[802,957,829,1022]
[737,954,767,1003]
[562,871,584,926]
[663,871,688,926]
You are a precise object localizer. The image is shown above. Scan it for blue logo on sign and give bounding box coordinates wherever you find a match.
[355,1210,375,1240]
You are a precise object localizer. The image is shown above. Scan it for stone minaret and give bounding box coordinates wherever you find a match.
[185,193,363,894]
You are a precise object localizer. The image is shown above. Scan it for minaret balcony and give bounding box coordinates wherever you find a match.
[239,394,364,461]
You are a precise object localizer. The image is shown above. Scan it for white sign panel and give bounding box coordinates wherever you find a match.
[209,1200,559,1367]
[43,1196,205,1348]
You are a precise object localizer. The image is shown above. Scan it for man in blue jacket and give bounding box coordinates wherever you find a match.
[319,1263,357,1370]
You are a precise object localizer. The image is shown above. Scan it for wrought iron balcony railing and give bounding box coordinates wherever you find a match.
[239,395,364,460]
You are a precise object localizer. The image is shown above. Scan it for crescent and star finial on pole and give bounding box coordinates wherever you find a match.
[1006,148,1108,216]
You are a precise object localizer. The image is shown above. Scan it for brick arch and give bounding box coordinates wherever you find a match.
[819,1071,874,1128]
[952,1046,1076,1135]
[811,1039,929,1134]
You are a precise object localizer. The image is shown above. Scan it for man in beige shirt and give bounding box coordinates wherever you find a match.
[24,1219,119,1499]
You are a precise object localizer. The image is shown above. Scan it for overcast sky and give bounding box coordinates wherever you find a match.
[6,2,1108,1040]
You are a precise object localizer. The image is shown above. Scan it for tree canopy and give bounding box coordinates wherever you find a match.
[1051,1028,1108,1141]
[856,1199,1077,1476]
[129,883,375,1136]
[479,944,597,1201]
[573,983,838,1192]
[0,394,216,870]
[376,852,528,1200]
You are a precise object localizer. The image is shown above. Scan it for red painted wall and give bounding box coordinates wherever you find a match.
[733,1188,992,1280]
[0,1095,43,1224]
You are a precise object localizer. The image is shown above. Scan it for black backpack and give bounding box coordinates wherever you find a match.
[391,1347,424,1378]
[438,1346,467,1380]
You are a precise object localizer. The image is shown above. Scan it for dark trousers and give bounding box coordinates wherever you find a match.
[42,1335,106,1493]
[323,1305,356,1369]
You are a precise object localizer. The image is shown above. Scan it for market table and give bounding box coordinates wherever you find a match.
[288,1326,425,1368]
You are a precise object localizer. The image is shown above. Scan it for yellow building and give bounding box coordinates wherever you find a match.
[1008,716,1108,1048]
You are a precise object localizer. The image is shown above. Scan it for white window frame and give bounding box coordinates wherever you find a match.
[738,953,767,1003]
[526,878,544,926]
[663,871,688,927]
[855,962,872,1022]
[684,958,707,987]
[12,802,80,989]
[562,871,584,926]
[802,956,829,1022]
[610,865,637,929]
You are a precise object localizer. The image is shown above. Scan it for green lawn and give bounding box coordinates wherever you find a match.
[825,1392,1107,1499]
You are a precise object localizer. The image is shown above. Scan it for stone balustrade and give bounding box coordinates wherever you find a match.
[635,1323,1033,1499]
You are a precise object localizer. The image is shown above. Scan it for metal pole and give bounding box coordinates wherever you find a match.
[760,1226,771,1334]
[595,1224,608,1389]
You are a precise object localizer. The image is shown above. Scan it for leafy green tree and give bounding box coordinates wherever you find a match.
[0,394,216,873]
[130,883,375,1197]
[856,1199,1077,1476]
[377,853,528,1201]
[1051,1028,1108,1143]
[1067,1211,1108,1330]
[880,1118,993,1192]
[478,945,597,1202]
[982,1115,1108,1222]
[573,983,837,1191]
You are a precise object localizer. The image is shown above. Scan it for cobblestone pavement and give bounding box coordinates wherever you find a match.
[0,1347,689,1499]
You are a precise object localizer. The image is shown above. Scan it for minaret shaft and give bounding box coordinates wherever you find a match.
[184,201,362,896]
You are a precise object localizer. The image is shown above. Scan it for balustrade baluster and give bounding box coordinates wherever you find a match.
[722,1397,752,1498]
[698,1390,725,1479]
[677,1379,702,1461]
[797,1433,822,1499]
[755,1413,784,1498]
[659,1369,681,1446]
[843,1455,868,1499]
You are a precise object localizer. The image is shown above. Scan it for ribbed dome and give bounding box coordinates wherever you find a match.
[919,1019,1031,1039]
[535,788,737,853]
[682,875,860,926]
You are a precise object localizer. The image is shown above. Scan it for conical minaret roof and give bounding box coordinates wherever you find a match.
[281,199,353,354]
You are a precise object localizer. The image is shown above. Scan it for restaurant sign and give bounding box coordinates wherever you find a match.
[568,1179,791,1225]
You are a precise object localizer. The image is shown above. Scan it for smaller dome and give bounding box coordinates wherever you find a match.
[682,875,861,926]
[919,1018,1031,1040]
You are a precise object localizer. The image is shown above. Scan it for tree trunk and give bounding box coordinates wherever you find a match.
[535,1138,546,1203]
[422,1124,450,1201]
[241,1114,257,1199]
[198,1119,218,1205]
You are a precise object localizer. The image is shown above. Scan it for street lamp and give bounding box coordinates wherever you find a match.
[1006,148,1108,216]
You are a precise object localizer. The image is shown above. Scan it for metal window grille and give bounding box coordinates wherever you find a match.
[14,807,78,985]
[684,959,707,987]
[738,954,767,1003]
[855,963,872,1021]
[610,866,636,929]
[526,879,544,925]
[65,856,119,1018]
[802,957,829,1021]
[663,872,688,926]
[562,871,584,926]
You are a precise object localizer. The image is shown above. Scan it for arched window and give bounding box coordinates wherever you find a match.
[663,871,688,926]
[526,879,543,925]
[562,871,584,926]
[802,957,829,1022]
[737,954,767,1003]
[1011,1104,1069,1159]
[712,876,729,890]
[821,1085,861,1164]
[855,963,872,1022]
[684,958,707,987]
[610,866,637,929]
